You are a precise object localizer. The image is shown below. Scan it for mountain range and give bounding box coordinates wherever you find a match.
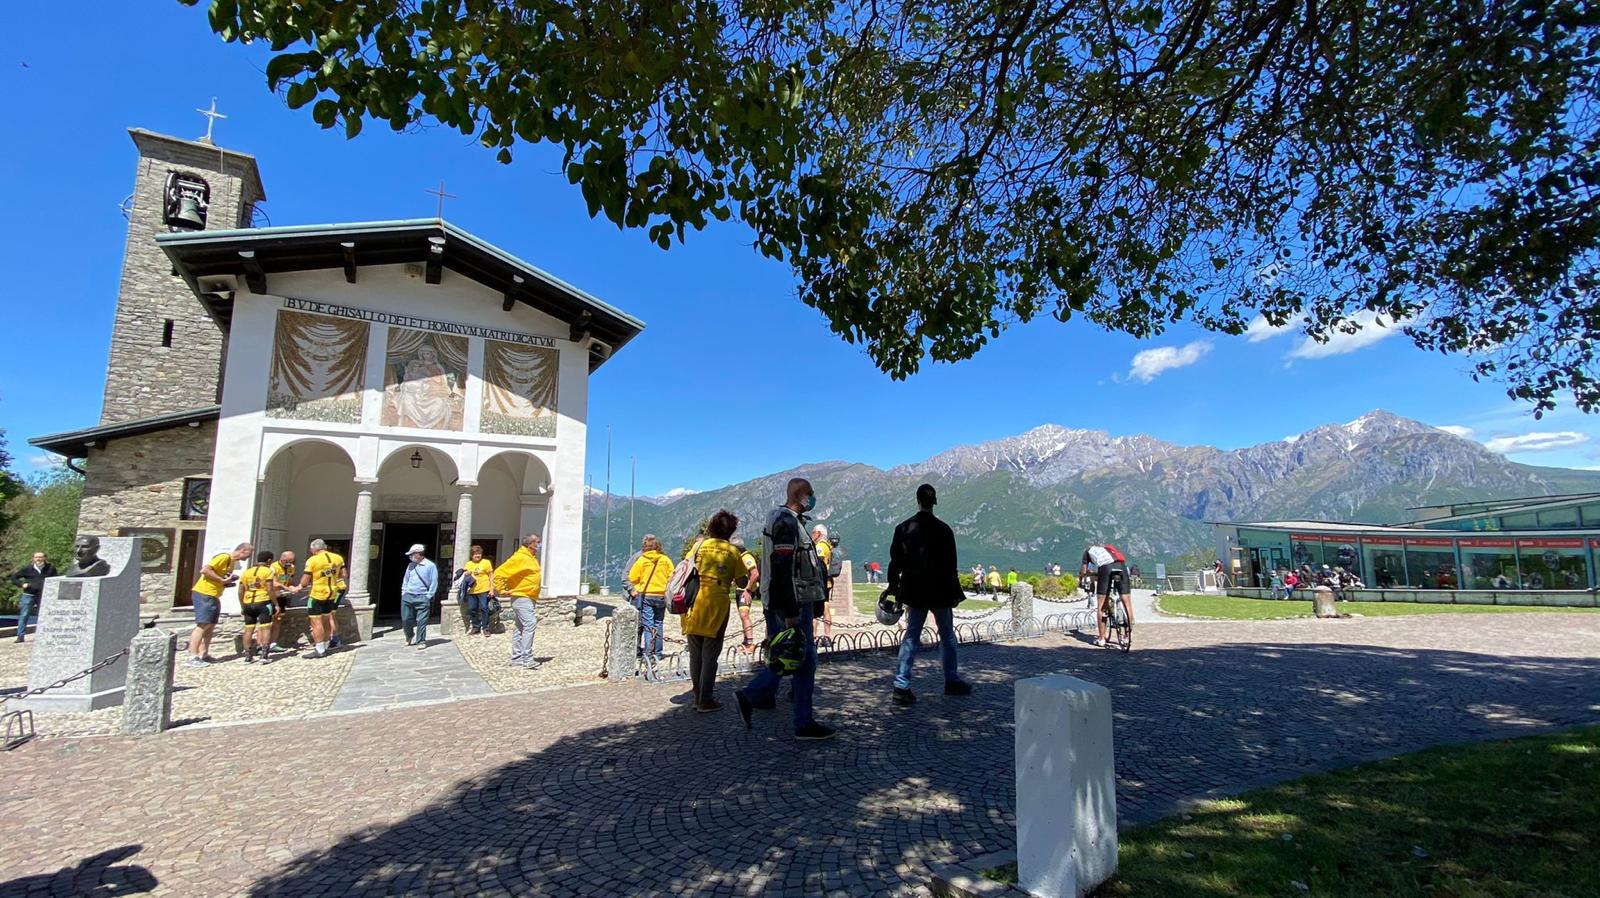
[580,411,1600,584]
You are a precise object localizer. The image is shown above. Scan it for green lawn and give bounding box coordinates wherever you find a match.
[849,582,1005,614]
[1156,593,1600,620]
[985,726,1600,897]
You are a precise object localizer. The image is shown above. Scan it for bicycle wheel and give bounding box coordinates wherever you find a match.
[1119,619,1132,653]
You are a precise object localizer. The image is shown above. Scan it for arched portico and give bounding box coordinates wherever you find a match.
[465,450,555,584]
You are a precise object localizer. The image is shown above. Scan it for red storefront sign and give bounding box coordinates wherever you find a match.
[1361,536,1406,546]
[1459,537,1515,548]
[1517,538,1586,549]
[1405,537,1456,548]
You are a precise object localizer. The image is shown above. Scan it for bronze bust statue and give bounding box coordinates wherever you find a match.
[64,535,111,578]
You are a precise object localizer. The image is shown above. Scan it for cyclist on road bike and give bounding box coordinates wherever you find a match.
[1081,543,1134,647]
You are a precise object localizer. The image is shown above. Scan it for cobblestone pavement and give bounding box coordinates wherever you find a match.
[0,627,357,738]
[330,628,492,711]
[3,614,1598,897]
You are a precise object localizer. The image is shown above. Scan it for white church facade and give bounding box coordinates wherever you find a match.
[33,129,642,631]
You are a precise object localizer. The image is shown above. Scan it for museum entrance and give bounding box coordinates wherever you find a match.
[377,523,441,619]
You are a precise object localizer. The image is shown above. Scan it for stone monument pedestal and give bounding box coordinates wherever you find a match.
[1312,586,1339,618]
[1015,674,1117,898]
[829,560,857,620]
[21,538,142,712]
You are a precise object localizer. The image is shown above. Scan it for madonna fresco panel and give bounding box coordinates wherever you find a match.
[382,328,467,431]
[266,309,369,423]
[481,338,559,437]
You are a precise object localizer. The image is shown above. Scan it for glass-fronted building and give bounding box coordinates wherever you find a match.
[1213,493,1600,593]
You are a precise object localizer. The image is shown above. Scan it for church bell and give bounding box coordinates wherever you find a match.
[172,194,207,230]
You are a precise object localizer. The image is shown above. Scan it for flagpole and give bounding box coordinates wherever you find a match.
[583,474,593,592]
[629,455,636,554]
[603,426,612,586]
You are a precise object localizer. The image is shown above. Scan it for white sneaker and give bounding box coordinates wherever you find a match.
[184,657,207,669]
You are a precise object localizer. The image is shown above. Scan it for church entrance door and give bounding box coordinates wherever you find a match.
[377,523,440,619]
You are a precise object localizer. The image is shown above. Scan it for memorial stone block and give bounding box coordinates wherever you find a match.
[121,627,177,735]
[22,537,143,712]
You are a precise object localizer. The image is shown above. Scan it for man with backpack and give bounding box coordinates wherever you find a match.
[734,478,837,741]
[1081,543,1133,648]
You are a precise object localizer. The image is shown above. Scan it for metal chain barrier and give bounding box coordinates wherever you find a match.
[597,619,614,679]
[0,646,133,751]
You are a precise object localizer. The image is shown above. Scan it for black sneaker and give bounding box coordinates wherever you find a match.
[735,691,753,730]
[944,680,973,696]
[244,650,256,664]
[696,700,724,713]
[795,722,837,741]
[892,687,917,706]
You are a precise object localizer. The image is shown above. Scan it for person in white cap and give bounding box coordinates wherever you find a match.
[400,543,438,647]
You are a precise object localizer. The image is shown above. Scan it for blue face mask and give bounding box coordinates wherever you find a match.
[804,494,817,512]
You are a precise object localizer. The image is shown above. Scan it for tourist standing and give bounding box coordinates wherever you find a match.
[494,534,544,669]
[8,552,56,643]
[812,525,836,646]
[298,539,347,658]
[970,564,986,596]
[188,542,253,668]
[268,551,300,653]
[731,535,761,653]
[461,545,495,636]
[734,478,837,741]
[238,551,277,663]
[400,544,437,647]
[682,511,754,711]
[627,535,674,659]
[1005,567,1019,592]
[888,484,973,706]
[986,566,1002,596]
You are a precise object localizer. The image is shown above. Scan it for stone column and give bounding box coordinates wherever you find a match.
[605,601,640,681]
[443,483,475,635]
[1011,581,1035,624]
[1015,675,1117,898]
[344,479,377,640]
[121,627,177,736]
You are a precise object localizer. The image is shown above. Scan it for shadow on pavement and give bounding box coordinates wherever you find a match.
[0,844,156,896]
[243,635,1600,897]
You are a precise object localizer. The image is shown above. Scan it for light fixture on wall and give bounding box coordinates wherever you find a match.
[410,450,423,469]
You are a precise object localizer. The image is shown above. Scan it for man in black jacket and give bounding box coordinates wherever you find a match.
[887,484,973,706]
[9,552,57,642]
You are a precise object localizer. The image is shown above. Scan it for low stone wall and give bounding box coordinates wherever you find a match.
[226,605,369,652]
[1227,587,1600,608]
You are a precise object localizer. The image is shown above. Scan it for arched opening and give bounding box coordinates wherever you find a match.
[256,439,358,609]
[475,450,555,589]
[371,445,460,617]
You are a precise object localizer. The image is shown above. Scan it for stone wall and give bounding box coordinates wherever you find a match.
[77,422,217,612]
[101,131,265,425]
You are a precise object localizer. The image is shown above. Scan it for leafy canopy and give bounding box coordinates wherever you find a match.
[189,0,1600,412]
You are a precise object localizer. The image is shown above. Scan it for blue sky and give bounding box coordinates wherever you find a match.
[1,3,1596,496]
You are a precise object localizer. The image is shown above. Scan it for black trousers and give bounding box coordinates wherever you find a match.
[686,633,726,706]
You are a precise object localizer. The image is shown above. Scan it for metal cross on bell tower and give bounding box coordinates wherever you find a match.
[196,98,227,144]
[424,180,458,220]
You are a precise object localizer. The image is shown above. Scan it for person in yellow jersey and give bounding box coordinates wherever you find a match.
[237,551,278,664]
[730,535,761,653]
[681,511,755,712]
[493,534,543,669]
[811,524,835,646]
[187,542,253,668]
[268,550,303,653]
[461,544,496,637]
[298,538,347,658]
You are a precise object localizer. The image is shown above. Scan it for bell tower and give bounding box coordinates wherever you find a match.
[99,128,266,424]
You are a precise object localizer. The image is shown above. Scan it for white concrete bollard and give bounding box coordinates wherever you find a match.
[1015,675,1117,898]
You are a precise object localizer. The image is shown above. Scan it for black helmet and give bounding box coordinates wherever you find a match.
[766,627,807,676]
[875,590,904,626]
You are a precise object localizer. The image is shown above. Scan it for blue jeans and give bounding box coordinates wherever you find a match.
[894,606,959,690]
[740,603,817,728]
[15,592,38,639]
[400,593,431,644]
[466,592,492,632]
[639,596,666,658]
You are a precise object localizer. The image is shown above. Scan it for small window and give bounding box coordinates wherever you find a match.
[161,319,174,347]
[180,478,210,521]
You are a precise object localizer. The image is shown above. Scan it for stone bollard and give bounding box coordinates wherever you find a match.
[1011,581,1034,624]
[1312,585,1339,618]
[605,602,640,680]
[1016,675,1117,898]
[121,627,177,736]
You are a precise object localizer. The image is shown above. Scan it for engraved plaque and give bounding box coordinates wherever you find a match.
[59,581,82,601]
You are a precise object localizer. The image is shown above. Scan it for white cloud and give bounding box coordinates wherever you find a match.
[1482,431,1591,454]
[1245,314,1293,343]
[1286,311,1401,360]
[26,453,59,470]
[1128,339,1213,383]
[1435,425,1475,438]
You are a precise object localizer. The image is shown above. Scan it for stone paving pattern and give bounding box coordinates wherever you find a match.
[4,614,1599,897]
[331,631,492,711]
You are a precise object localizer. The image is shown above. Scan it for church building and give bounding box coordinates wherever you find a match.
[32,127,643,632]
